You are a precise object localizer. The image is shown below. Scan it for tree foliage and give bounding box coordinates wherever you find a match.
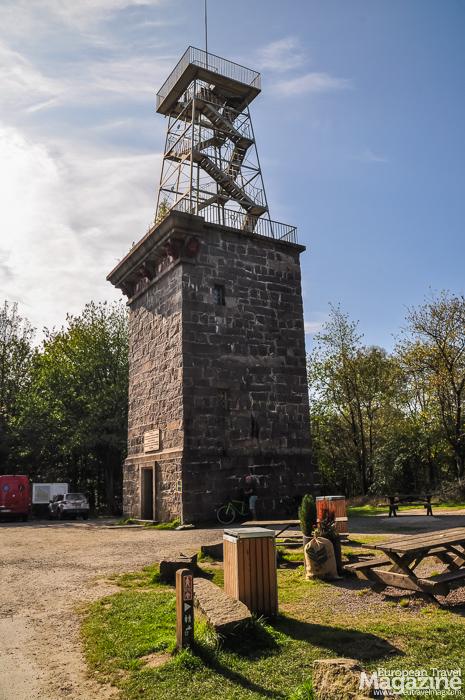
[1,300,128,513]
[310,295,465,498]
[0,301,34,469]
[309,306,401,495]
[398,292,465,481]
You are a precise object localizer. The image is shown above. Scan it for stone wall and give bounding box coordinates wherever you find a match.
[109,212,315,523]
[181,223,313,522]
[122,259,184,521]
[126,263,184,458]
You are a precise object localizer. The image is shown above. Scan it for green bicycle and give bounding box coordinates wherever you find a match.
[215,498,250,525]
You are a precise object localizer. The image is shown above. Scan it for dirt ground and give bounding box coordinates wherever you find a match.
[0,519,222,700]
[1,511,464,700]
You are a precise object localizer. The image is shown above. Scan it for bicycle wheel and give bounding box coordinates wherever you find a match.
[216,504,236,525]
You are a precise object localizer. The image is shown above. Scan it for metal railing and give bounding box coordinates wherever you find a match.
[157,46,261,109]
[171,197,297,244]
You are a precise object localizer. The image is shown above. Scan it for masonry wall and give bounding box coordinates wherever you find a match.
[119,214,315,523]
[181,223,313,522]
[123,263,184,521]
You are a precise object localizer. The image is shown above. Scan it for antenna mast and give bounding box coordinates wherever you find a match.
[204,0,208,65]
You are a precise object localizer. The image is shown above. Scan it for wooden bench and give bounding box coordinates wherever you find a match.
[357,528,465,603]
[430,569,465,585]
[345,556,391,571]
[381,495,439,517]
[344,556,391,576]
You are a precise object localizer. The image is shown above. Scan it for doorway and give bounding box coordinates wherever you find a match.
[141,466,154,520]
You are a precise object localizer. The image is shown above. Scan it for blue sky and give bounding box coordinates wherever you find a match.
[1,0,464,349]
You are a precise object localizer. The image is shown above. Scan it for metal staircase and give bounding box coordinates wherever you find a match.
[155,48,270,233]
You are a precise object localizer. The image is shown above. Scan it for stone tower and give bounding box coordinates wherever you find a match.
[107,47,315,523]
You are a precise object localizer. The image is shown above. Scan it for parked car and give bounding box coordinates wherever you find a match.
[0,475,32,521]
[32,482,68,517]
[49,493,90,520]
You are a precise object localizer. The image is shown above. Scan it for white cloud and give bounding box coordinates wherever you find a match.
[0,124,161,333]
[256,37,307,73]
[0,37,172,114]
[82,55,171,99]
[0,42,60,114]
[273,71,351,97]
[0,0,167,36]
[304,315,329,335]
[0,0,176,333]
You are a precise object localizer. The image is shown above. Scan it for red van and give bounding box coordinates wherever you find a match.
[0,475,31,521]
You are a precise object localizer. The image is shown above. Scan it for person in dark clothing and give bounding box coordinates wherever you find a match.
[244,475,258,519]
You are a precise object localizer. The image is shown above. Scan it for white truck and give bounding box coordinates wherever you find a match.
[32,483,69,516]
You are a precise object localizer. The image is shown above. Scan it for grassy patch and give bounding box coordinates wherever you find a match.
[106,564,167,589]
[198,564,225,588]
[112,518,140,526]
[82,589,177,681]
[143,518,181,530]
[197,550,216,564]
[83,538,465,700]
[348,502,465,517]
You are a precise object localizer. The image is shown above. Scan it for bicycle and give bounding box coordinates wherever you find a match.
[215,498,250,525]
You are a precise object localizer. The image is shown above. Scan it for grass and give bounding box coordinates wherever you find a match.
[110,518,182,529]
[112,517,140,526]
[348,502,465,517]
[143,518,181,530]
[83,590,177,681]
[106,563,166,589]
[83,534,465,700]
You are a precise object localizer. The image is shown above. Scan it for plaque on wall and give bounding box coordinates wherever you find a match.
[144,428,160,453]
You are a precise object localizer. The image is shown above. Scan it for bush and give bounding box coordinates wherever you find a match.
[298,494,317,537]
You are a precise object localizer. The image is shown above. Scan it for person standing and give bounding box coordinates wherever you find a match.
[244,475,258,519]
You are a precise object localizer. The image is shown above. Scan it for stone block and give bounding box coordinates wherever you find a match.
[159,554,198,583]
[312,658,388,700]
[194,577,251,635]
[200,542,224,561]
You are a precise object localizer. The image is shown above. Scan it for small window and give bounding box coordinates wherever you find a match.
[219,389,229,412]
[213,284,225,306]
[250,414,260,439]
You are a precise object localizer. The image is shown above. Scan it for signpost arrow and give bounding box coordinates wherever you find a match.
[176,568,194,649]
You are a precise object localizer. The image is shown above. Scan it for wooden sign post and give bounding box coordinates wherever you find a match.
[176,568,194,649]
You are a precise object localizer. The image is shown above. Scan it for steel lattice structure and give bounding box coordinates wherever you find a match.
[155,47,272,234]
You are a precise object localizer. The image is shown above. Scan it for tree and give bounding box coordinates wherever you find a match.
[309,305,400,495]
[0,301,34,470]
[398,291,465,482]
[155,197,170,225]
[17,301,128,511]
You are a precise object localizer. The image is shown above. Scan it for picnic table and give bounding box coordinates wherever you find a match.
[382,494,437,517]
[241,519,300,539]
[345,527,465,603]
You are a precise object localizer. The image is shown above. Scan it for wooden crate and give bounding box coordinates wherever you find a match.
[223,527,278,617]
[316,496,348,535]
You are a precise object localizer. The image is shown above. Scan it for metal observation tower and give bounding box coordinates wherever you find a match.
[155,46,296,243]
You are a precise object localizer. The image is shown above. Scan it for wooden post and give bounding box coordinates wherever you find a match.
[176,568,194,649]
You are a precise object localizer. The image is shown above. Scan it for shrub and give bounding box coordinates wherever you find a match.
[298,494,317,537]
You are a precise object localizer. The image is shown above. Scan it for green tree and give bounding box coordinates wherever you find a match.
[398,291,465,483]
[0,301,34,470]
[309,306,401,495]
[17,301,128,511]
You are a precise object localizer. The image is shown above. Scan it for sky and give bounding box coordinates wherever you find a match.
[1,0,464,350]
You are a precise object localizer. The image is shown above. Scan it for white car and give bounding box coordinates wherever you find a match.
[49,493,90,520]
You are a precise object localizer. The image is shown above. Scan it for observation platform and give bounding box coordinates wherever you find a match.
[156,46,261,116]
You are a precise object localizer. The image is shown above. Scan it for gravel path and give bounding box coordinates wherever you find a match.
[0,520,222,700]
[1,512,464,699]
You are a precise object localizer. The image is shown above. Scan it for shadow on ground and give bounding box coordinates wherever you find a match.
[274,614,401,660]
[194,623,284,699]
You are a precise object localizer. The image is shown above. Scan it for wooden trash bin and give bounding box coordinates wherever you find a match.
[223,527,278,617]
[316,496,348,535]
